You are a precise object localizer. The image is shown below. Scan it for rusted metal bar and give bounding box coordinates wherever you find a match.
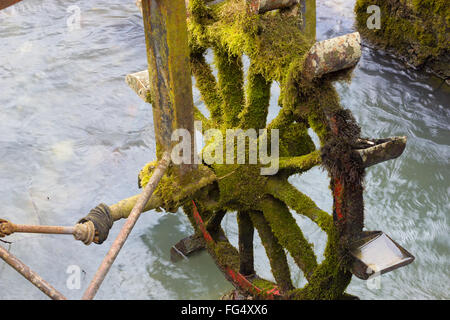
[0,245,67,300]
[0,220,74,237]
[81,152,171,300]
[142,0,195,175]
[0,219,96,245]
[0,0,23,11]
[303,32,361,81]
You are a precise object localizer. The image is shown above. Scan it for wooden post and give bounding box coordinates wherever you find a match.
[301,0,316,41]
[141,0,195,175]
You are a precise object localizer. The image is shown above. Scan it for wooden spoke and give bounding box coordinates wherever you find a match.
[249,211,294,293]
[237,211,255,276]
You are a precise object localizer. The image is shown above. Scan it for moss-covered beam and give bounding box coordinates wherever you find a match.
[259,196,318,280]
[302,0,316,40]
[278,149,321,175]
[237,211,255,276]
[288,224,353,300]
[191,53,223,124]
[239,64,271,130]
[206,209,227,234]
[265,178,333,233]
[142,0,196,175]
[249,211,294,293]
[214,47,245,128]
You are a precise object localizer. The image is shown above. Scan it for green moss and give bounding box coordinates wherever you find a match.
[266,178,333,234]
[239,64,271,130]
[214,240,240,270]
[189,0,313,83]
[249,210,294,293]
[194,105,213,130]
[279,121,316,158]
[259,196,318,280]
[278,150,321,175]
[214,47,245,128]
[307,106,330,146]
[191,54,223,124]
[287,225,353,300]
[252,278,277,292]
[139,163,216,212]
[146,0,365,300]
[214,163,269,211]
[355,0,449,77]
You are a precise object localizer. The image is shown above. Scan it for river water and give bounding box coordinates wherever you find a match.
[0,0,448,300]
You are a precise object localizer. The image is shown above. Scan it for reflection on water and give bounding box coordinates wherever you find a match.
[0,0,448,300]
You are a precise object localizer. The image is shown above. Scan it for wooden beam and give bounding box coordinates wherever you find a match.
[125,70,151,103]
[354,136,407,168]
[142,0,195,173]
[237,211,255,276]
[246,0,300,14]
[303,32,361,80]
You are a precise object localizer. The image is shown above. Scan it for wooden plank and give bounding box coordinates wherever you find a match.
[303,32,361,80]
[125,70,151,103]
[142,0,195,173]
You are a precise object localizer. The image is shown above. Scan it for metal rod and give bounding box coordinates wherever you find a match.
[81,152,171,300]
[0,222,75,236]
[0,245,67,300]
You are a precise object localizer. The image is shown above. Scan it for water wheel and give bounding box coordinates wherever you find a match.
[135,0,402,300]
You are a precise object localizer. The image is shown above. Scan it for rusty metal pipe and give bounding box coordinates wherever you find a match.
[0,219,97,245]
[0,222,75,236]
[81,152,171,300]
[0,245,67,300]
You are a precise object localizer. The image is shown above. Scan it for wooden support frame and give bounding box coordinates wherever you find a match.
[141,0,196,175]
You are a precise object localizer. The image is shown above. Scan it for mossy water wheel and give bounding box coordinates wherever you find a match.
[139,0,365,300]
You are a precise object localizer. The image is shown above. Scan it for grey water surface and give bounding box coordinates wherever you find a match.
[0,0,448,299]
